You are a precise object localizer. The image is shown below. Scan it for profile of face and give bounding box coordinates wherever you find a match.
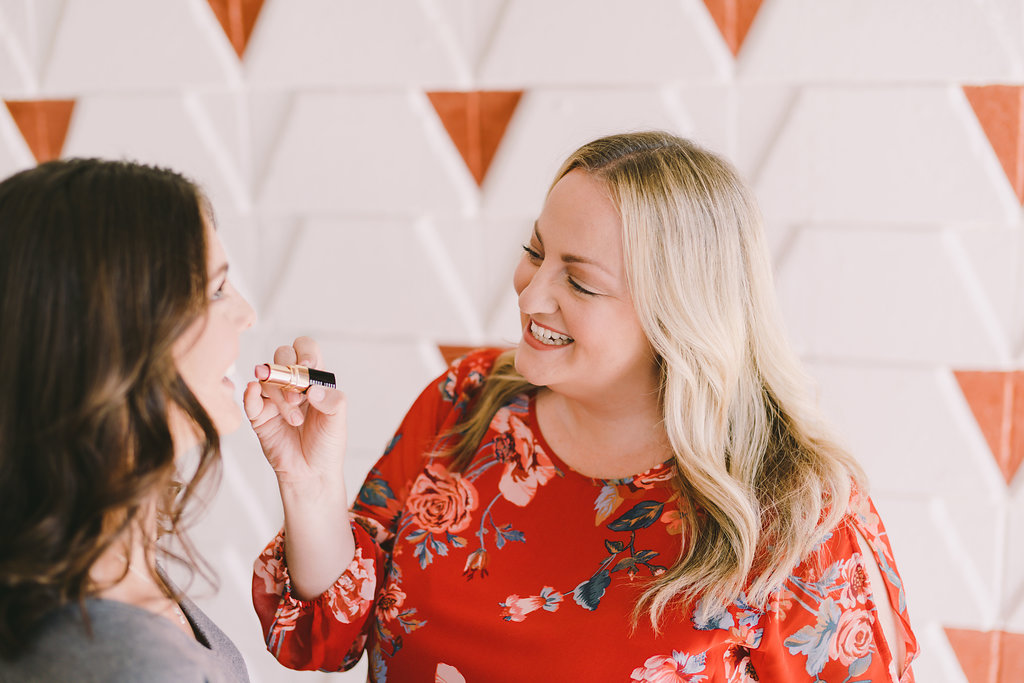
[513,170,658,401]
[173,223,255,440]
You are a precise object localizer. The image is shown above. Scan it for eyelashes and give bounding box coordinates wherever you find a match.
[567,278,596,296]
[521,244,596,296]
[210,279,228,301]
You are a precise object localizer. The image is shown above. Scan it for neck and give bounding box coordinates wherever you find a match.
[537,388,672,479]
[87,517,194,637]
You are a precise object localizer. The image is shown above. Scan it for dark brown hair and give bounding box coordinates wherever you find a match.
[0,158,222,657]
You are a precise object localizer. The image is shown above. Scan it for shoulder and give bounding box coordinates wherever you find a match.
[764,483,916,679]
[437,347,508,406]
[784,482,900,598]
[4,600,242,683]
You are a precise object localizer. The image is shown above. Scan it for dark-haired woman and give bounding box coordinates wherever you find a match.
[0,158,255,681]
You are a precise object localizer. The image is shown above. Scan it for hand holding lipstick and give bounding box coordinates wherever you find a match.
[244,336,355,599]
[243,336,346,486]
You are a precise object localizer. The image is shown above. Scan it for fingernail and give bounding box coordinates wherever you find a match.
[288,412,303,426]
[308,385,326,401]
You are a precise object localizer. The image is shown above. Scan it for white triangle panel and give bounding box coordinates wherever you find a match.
[777,228,1005,366]
[316,337,448,455]
[0,104,35,174]
[44,0,235,92]
[755,87,1012,255]
[61,95,243,216]
[0,0,48,92]
[948,226,1024,359]
[870,496,999,636]
[806,361,1000,501]
[263,217,472,341]
[481,89,692,218]
[741,0,1023,82]
[431,212,530,346]
[258,92,464,215]
[245,0,461,87]
[479,0,728,86]
[425,0,507,76]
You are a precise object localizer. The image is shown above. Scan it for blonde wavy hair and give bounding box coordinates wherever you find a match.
[444,131,865,627]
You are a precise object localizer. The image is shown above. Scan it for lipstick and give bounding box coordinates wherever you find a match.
[257,363,336,393]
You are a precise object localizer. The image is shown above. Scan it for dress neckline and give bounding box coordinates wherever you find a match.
[525,391,676,488]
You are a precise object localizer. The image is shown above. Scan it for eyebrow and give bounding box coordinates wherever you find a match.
[209,263,229,280]
[533,222,614,276]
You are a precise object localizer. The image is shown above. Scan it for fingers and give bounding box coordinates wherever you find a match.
[306,384,346,417]
[243,381,278,425]
[255,337,330,424]
[292,336,321,368]
[251,363,304,425]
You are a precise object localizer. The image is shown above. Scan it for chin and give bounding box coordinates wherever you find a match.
[211,408,243,437]
[512,350,545,387]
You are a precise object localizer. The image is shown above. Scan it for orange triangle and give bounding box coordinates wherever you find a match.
[4,100,75,163]
[437,345,481,367]
[702,0,764,57]
[963,85,1024,205]
[427,91,522,187]
[945,627,1024,683]
[207,0,265,59]
[954,370,1024,485]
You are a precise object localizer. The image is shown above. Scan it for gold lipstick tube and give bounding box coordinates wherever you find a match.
[259,363,336,393]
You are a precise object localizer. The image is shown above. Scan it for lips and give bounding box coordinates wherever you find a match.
[529,320,573,346]
[221,363,237,388]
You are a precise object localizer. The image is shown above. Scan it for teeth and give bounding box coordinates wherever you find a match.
[530,321,573,346]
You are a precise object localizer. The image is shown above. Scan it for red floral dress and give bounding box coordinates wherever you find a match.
[253,349,918,682]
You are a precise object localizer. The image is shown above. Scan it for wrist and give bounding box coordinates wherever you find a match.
[277,473,347,512]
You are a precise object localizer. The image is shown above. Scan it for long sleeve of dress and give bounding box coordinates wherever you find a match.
[747,489,918,682]
[251,351,497,673]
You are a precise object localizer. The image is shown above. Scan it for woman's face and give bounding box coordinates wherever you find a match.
[513,170,659,403]
[173,223,255,439]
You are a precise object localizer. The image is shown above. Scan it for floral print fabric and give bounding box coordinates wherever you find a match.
[253,349,918,681]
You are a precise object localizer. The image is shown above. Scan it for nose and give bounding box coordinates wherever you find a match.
[236,292,257,330]
[515,263,558,317]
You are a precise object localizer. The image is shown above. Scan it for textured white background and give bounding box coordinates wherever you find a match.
[3,1,1023,680]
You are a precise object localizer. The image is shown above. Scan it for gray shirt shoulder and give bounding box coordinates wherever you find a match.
[0,596,249,683]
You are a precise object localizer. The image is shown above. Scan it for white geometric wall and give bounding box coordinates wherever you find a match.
[3,1,1023,680]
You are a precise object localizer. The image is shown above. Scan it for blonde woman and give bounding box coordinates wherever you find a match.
[248,132,918,681]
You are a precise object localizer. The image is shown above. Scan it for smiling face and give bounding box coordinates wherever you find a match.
[513,170,659,404]
[173,223,255,440]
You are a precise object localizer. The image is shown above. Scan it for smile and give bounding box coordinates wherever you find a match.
[530,321,574,346]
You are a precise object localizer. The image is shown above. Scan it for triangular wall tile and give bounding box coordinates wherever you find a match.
[963,85,1024,204]
[4,99,74,163]
[701,0,764,57]
[427,91,522,186]
[954,370,1024,485]
[206,0,265,59]
[437,345,482,366]
[945,627,1024,683]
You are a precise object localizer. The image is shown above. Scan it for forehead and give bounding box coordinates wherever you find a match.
[538,170,623,256]
[202,217,227,267]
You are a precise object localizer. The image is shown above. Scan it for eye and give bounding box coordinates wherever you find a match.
[568,277,596,297]
[210,279,227,301]
[522,244,542,263]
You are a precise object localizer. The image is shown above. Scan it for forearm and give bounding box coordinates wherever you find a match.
[279,476,356,600]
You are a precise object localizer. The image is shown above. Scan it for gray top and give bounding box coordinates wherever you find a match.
[0,591,250,683]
